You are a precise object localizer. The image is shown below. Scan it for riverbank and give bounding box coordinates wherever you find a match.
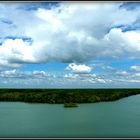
[0,89,139,105]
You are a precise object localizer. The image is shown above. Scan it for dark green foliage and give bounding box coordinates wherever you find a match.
[0,88,139,104]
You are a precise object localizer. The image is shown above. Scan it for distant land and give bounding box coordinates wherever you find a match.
[0,89,140,107]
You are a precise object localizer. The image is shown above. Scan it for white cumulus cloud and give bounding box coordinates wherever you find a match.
[0,2,140,68]
[66,63,92,73]
[130,65,140,71]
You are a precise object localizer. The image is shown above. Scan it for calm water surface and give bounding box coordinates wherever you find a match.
[0,94,140,138]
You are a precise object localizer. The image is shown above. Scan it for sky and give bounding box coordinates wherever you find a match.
[0,1,140,88]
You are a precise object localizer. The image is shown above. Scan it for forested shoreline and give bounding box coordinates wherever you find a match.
[0,89,139,105]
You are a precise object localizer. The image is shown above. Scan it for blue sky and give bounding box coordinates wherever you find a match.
[0,2,140,88]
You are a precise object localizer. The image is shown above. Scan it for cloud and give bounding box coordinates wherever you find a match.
[0,69,50,79]
[0,39,36,67]
[64,72,112,84]
[116,70,129,76]
[118,79,140,83]
[17,2,59,11]
[0,69,21,78]
[64,73,79,79]
[0,18,13,25]
[0,66,139,88]
[101,65,117,73]
[32,70,48,78]
[66,63,92,73]
[0,2,140,68]
[63,62,140,86]
[130,65,140,71]
[101,28,140,58]
[120,2,140,10]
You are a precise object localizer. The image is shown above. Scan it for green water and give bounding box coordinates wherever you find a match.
[0,94,140,138]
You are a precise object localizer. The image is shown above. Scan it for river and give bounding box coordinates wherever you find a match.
[0,94,140,138]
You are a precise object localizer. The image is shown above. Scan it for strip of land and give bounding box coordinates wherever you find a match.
[0,89,139,106]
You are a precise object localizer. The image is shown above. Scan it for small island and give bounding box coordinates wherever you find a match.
[64,102,78,108]
[0,89,139,107]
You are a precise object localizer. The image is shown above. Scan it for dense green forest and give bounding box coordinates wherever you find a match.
[0,89,139,105]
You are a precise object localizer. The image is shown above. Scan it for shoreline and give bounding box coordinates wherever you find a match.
[0,89,139,105]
